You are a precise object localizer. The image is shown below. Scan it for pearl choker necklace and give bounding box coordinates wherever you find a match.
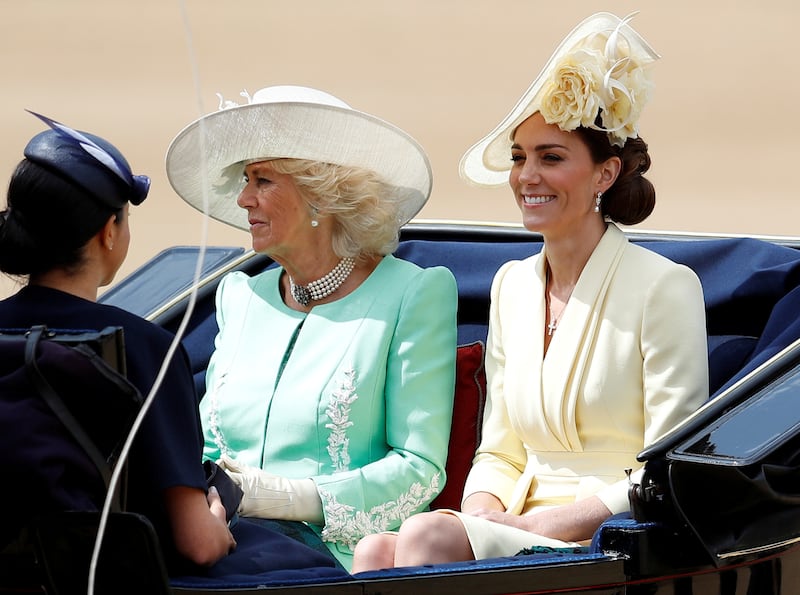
[289,257,356,307]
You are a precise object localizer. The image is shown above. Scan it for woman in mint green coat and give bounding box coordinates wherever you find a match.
[166,85,457,571]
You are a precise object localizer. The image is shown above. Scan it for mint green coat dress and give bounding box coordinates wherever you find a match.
[200,255,458,569]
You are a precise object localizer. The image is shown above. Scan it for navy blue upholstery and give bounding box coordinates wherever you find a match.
[169,233,800,585]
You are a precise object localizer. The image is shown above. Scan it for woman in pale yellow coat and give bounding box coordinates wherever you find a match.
[352,12,709,570]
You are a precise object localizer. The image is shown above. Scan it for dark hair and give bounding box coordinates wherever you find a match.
[0,160,120,277]
[573,126,655,226]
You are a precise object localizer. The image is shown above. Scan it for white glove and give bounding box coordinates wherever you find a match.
[217,455,323,523]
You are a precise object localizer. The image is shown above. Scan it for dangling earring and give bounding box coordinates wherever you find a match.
[594,191,602,213]
[310,206,319,228]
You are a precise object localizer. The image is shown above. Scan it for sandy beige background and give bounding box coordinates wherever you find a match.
[1,1,797,299]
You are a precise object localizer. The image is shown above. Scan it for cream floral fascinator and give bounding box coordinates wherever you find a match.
[460,12,659,187]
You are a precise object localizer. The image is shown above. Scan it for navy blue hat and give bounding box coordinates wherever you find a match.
[23,111,150,208]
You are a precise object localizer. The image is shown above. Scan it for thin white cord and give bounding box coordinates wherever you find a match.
[87,1,210,592]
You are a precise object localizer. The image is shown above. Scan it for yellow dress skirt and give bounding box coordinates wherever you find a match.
[435,507,582,559]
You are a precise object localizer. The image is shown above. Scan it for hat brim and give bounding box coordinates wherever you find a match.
[459,12,659,187]
[166,101,432,230]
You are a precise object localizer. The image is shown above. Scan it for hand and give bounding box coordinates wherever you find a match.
[166,485,236,565]
[207,486,235,529]
[470,496,613,544]
[217,455,323,523]
[468,508,531,532]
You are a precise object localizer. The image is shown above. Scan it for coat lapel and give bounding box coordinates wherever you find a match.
[541,224,628,451]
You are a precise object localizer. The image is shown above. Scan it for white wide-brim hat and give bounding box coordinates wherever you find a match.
[166,85,432,231]
[460,12,659,187]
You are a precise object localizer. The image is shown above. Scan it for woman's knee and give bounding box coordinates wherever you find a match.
[352,533,397,573]
[397,512,445,543]
[395,512,472,565]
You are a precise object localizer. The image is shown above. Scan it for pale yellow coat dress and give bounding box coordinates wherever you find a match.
[450,224,709,558]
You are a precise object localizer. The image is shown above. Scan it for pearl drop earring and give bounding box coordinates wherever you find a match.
[594,191,602,213]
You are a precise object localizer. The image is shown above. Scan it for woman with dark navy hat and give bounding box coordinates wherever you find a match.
[0,112,348,581]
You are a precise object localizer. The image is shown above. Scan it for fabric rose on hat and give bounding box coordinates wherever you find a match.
[539,28,655,147]
[539,49,605,132]
[599,61,653,145]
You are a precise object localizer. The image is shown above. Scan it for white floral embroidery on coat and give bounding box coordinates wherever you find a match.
[207,373,232,457]
[318,474,441,550]
[325,368,358,472]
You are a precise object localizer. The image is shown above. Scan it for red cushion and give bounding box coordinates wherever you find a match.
[430,341,486,510]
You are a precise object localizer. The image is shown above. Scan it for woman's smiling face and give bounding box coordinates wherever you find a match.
[509,113,605,238]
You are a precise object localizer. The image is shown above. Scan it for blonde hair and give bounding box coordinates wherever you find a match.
[268,158,401,258]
